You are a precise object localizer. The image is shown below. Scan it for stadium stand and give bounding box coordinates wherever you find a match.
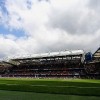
[84,47,100,79]
[93,47,100,61]
[0,48,100,79]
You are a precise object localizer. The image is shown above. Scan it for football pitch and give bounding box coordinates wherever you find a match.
[0,90,100,100]
[0,78,100,100]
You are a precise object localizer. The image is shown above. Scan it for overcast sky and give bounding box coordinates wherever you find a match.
[0,0,100,59]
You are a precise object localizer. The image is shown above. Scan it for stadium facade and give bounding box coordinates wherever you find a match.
[0,48,100,79]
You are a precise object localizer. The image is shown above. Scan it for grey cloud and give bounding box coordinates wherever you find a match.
[88,0,100,10]
[48,1,100,35]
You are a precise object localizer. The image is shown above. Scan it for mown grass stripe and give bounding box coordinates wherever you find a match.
[0,83,100,89]
[0,78,100,96]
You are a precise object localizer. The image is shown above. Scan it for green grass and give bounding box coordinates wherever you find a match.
[0,90,100,100]
[0,78,100,96]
